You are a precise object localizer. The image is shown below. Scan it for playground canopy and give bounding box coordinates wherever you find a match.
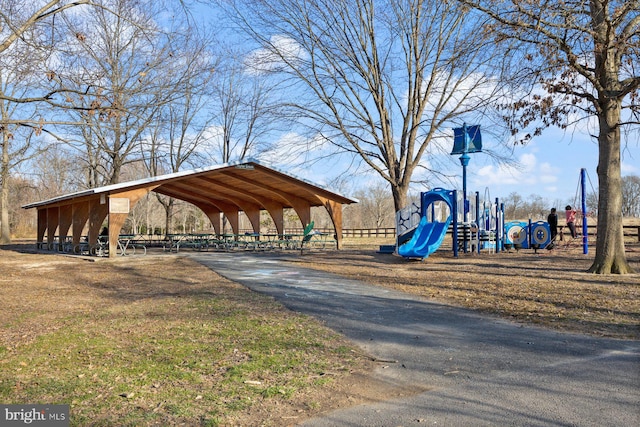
[22,159,357,257]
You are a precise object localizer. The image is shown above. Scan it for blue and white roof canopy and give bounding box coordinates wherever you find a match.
[23,159,357,256]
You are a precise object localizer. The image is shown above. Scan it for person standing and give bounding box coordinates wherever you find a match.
[547,208,558,245]
[565,205,577,238]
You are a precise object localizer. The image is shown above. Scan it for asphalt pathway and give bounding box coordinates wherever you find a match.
[189,252,640,426]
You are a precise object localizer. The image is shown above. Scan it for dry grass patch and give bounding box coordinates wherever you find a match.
[289,243,640,340]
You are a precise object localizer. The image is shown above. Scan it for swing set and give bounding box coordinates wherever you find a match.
[464,167,597,255]
[559,168,597,254]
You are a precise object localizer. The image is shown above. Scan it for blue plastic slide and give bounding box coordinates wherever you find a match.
[397,215,452,259]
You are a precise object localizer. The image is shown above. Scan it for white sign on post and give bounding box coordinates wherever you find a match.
[109,197,130,214]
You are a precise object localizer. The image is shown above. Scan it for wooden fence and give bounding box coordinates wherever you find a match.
[621,225,639,241]
[291,225,640,242]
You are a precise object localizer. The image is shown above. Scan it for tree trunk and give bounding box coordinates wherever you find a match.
[164,198,174,235]
[588,98,635,274]
[391,182,409,214]
[0,176,10,244]
[0,130,11,244]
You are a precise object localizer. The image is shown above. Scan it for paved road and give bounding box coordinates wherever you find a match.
[189,252,640,426]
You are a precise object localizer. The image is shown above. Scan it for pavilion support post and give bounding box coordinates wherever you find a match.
[72,202,90,248]
[244,208,261,234]
[88,198,108,251]
[36,209,47,249]
[46,207,59,250]
[193,203,222,234]
[107,211,128,256]
[58,205,73,250]
[106,188,156,257]
[261,201,284,236]
[229,201,262,234]
[208,211,221,235]
[323,198,343,250]
[223,210,239,235]
[290,200,311,233]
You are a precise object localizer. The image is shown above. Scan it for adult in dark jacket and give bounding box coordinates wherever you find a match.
[547,208,558,248]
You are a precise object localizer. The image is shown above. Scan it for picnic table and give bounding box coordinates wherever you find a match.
[157,230,336,253]
[90,235,147,256]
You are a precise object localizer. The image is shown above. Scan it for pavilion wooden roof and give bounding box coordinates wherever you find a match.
[23,160,356,210]
[23,160,357,257]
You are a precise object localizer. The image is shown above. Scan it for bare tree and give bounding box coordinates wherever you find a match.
[502,192,549,220]
[57,0,188,186]
[226,0,506,212]
[6,175,39,236]
[0,0,163,242]
[0,0,54,243]
[464,0,639,273]
[142,27,219,234]
[208,49,283,164]
[353,182,395,228]
[586,190,599,218]
[1,1,87,54]
[622,175,640,218]
[0,1,109,110]
[503,192,523,220]
[180,47,285,234]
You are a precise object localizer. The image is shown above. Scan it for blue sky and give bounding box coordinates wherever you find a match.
[466,125,638,205]
[265,123,638,210]
[464,127,602,204]
[199,3,639,209]
[276,122,636,207]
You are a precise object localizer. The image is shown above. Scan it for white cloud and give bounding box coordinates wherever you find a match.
[244,35,308,74]
[472,153,560,193]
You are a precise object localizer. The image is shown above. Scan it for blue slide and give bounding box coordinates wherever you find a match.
[397,215,452,259]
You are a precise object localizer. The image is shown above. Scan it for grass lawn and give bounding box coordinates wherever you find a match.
[0,250,372,426]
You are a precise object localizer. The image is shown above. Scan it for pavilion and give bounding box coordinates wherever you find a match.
[22,159,358,257]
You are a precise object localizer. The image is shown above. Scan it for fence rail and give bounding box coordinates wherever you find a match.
[342,228,396,238]
[342,225,640,241]
[270,227,396,238]
[249,224,640,242]
[623,225,640,242]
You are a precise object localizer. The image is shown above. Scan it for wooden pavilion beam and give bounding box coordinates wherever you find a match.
[320,197,343,249]
[220,170,320,206]
[46,207,59,250]
[72,201,90,248]
[155,186,242,234]
[192,177,278,233]
[106,187,158,257]
[219,172,315,233]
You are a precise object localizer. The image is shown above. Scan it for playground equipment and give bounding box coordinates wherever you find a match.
[393,186,555,259]
[504,220,552,252]
[396,188,455,259]
[504,221,529,250]
[451,123,482,227]
[394,187,505,259]
[392,167,592,259]
[473,187,502,253]
[576,168,591,254]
